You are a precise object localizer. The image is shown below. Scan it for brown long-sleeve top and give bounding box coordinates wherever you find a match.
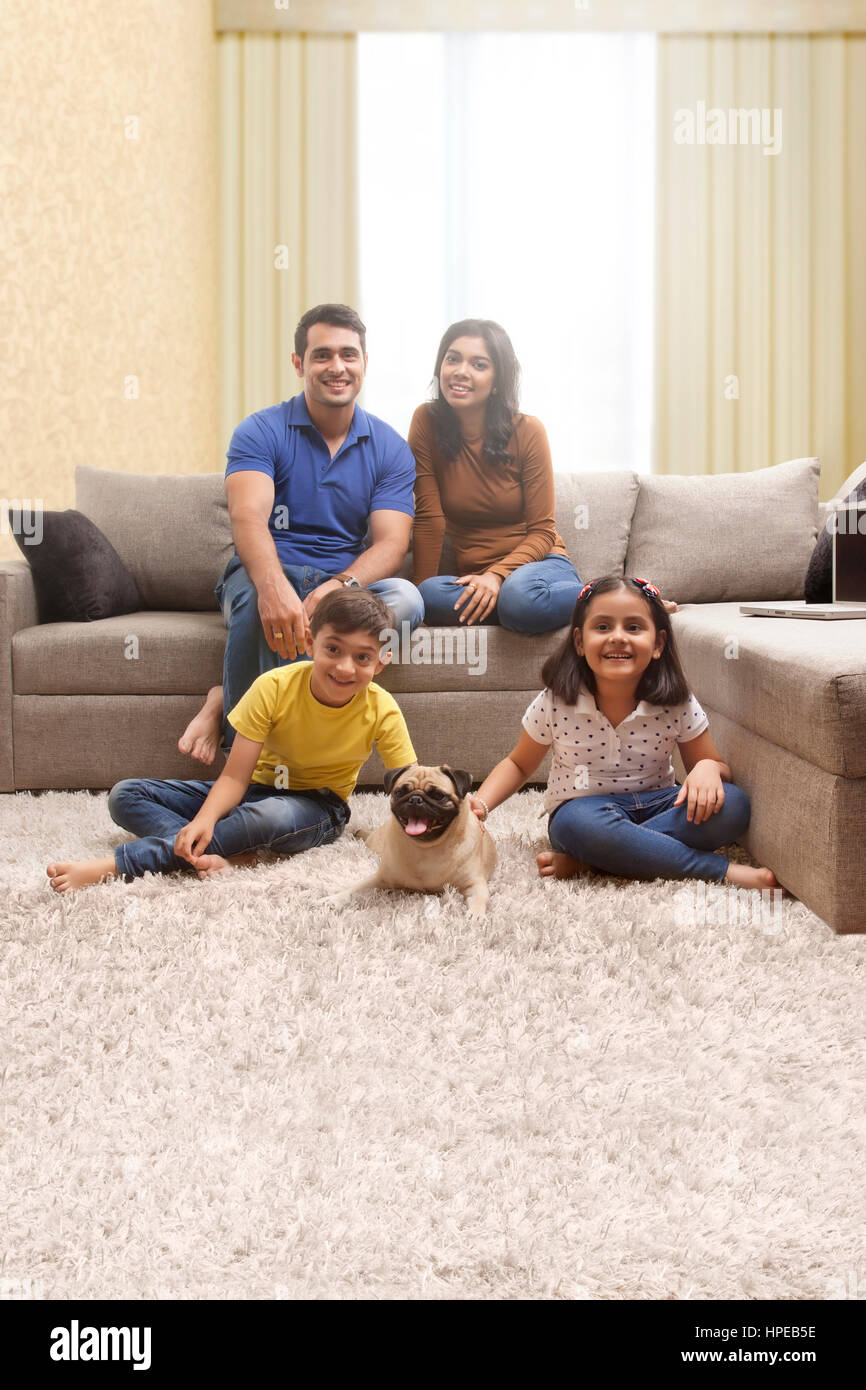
[408,405,569,584]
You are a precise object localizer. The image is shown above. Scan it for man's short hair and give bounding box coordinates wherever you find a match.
[294,304,367,359]
[310,588,394,644]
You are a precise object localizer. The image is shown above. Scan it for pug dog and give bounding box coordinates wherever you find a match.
[334,764,497,918]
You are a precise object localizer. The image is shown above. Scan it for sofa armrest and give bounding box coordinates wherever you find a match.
[0,561,39,790]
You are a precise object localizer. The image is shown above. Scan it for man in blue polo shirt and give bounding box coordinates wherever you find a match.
[179,302,423,762]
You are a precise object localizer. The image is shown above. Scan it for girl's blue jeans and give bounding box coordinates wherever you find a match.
[548,783,751,883]
[419,554,582,634]
[108,777,350,881]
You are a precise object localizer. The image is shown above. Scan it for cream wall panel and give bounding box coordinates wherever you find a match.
[0,0,220,560]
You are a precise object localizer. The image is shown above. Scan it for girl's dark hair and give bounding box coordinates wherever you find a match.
[541,576,691,707]
[427,318,521,466]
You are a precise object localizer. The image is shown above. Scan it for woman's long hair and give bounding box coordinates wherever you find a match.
[541,576,691,707]
[427,318,521,466]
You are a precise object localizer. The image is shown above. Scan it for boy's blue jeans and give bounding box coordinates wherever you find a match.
[419,554,582,634]
[215,554,424,748]
[548,784,751,883]
[108,777,350,881]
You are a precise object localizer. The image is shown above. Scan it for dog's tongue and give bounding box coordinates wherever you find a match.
[405,817,429,836]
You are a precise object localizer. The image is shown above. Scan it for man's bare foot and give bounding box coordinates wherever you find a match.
[724,864,779,891]
[536,850,589,879]
[178,686,224,765]
[194,850,258,879]
[46,858,117,893]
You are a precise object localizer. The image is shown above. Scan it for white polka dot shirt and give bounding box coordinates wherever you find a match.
[522,683,709,815]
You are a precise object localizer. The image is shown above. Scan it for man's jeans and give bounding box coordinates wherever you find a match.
[215,554,424,748]
[418,554,582,634]
[548,784,751,883]
[108,777,350,880]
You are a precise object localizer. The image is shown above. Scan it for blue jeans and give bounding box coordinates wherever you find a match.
[215,553,424,748]
[548,783,751,883]
[418,554,581,634]
[108,776,350,880]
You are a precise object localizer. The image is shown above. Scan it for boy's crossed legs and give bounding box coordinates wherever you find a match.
[47,778,349,892]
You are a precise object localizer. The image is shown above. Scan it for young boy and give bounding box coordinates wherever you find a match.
[46,590,415,892]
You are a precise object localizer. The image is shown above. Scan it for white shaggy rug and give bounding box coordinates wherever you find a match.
[1,789,864,1302]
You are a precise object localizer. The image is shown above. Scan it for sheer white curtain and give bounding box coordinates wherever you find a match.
[358,31,656,473]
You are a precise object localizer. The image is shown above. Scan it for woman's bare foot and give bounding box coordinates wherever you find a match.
[46,858,117,893]
[662,599,678,614]
[537,850,589,879]
[194,850,258,879]
[178,686,224,765]
[725,863,779,891]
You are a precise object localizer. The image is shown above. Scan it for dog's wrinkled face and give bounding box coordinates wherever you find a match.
[383,764,473,842]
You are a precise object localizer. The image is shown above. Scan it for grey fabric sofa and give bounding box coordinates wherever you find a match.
[2,459,864,933]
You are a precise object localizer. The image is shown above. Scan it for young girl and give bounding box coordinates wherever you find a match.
[472,575,779,891]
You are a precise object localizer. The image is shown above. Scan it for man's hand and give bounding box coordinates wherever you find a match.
[302,577,344,622]
[257,573,309,660]
[175,816,216,864]
[673,760,726,824]
[453,572,502,625]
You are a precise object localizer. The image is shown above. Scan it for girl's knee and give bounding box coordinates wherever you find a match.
[721,783,751,836]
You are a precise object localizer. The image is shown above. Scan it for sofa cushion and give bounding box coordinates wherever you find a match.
[75,468,233,611]
[625,458,820,602]
[377,623,561,694]
[13,611,226,695]
[670,602,866,777]
[12,509,141,622]
[553,470,640,581]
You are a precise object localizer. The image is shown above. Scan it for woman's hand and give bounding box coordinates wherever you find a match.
[175,816,216,864]
[673,761,726,824]
[452,572,502,625]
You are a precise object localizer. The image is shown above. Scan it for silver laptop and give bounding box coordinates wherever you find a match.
[741,501,866,619]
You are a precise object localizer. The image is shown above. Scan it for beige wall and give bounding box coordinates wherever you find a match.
[0,0,220,560]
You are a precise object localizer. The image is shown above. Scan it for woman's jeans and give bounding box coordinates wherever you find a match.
[419,554,582,634]
[215,553,425,748]
[548,784,751,883]
[108,777,350,881]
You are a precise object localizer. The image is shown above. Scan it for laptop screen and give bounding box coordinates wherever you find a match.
[834,503,866,602]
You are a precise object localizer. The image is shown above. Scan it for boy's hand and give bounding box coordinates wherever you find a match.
[175,817,216,864]
[674,761,725,824]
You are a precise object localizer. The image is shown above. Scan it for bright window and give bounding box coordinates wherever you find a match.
[358,31,656,472]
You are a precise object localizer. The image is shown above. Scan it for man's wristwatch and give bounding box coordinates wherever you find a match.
[333,573,361,589]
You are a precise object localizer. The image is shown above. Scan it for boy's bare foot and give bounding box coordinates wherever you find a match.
[536,850,589,879]
[194,850,258,879]
[47,857,117,893]
[724,864,779,891]
[178,685,224,765]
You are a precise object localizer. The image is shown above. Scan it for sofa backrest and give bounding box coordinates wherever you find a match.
[76,468,232,610]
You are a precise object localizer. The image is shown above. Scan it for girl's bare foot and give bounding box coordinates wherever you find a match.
[537,850,588,879]
[194,850,258,879]
[46,858,117,893]
[178,685,224,765]
[724,863,779,891]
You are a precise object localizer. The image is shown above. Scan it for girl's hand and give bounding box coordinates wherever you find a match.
[674,761,725,824]
[175,816,216,864]
[453,572,502,625]
[469,794,488,820]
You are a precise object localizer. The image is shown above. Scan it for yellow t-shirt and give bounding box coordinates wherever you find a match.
[227,662,416,802]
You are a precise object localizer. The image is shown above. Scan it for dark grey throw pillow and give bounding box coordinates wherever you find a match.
[11,508,142,622]
[805,474,866,602]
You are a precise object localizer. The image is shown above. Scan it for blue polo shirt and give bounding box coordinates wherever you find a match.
[224,393,416,572]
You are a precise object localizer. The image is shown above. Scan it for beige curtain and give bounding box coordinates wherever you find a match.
[654,35,866,498]
[218,33,358,449]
